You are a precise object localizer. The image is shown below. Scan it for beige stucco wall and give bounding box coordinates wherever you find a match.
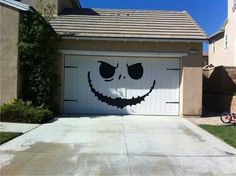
[58,0,75,14]
[209,33,233,66]
[181,56,203,115]
[58,39,203,116]
[0,5,20,104]
[21,0,57,14]
[209,0,236,66]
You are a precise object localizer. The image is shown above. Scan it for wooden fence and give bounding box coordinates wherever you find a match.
[203,66,236,113]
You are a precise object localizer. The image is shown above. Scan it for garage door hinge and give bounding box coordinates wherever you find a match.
[64,99,78,102]
[166,68,180,71]
[166,102,179,104]
[64,66,78,68]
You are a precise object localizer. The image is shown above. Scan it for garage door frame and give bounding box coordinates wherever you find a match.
[61,50,187,58]
[61,50,187,115]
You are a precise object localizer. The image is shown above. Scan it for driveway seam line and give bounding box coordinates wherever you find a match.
[121,118,132,176]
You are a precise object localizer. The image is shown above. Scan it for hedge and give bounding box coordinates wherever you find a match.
[0,99,53,124]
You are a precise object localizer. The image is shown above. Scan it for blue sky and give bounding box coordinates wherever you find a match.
[80,0,227,52]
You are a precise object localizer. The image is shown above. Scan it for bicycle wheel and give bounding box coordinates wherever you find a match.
[220,112,232,123]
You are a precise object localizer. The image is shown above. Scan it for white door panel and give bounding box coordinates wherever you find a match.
[64,55,180,115]
[64,66,79,113]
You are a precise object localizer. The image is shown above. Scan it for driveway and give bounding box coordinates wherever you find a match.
[1,116,236,176]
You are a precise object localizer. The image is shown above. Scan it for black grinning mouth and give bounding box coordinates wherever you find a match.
[88,72,156,109]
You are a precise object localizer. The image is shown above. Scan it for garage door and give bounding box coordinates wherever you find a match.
[64,55,180,115]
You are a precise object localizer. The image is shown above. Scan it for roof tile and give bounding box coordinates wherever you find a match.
[50,8,208,40]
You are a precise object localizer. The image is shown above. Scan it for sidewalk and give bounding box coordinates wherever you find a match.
[0,122,40,133]
[187,116,225,126]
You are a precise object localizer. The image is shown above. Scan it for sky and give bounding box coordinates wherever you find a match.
[80,0,228,52]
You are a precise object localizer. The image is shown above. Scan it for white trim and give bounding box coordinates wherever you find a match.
[62,36,207,43]
[60,50,188,58]
[0,0,31,11]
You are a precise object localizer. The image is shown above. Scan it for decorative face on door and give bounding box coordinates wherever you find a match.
[88,61,156,109]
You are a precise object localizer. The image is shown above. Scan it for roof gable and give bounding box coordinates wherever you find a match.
[209,19,228,40]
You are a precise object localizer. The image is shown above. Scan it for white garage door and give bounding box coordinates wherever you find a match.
[64,55,180,115]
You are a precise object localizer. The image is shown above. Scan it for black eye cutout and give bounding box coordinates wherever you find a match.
[127,63,143,80]
[98,61,119,81]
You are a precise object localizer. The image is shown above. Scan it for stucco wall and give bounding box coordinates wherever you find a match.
[209,32,234,66]
[181,56,203,116]
[209,0,236,66]
[0,5,20,104]
[21,0,75,15]
[58,0,75,14]
[21,0,56,13]
[58,39,203,116]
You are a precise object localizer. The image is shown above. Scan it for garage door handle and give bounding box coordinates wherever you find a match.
[166,102,179,104]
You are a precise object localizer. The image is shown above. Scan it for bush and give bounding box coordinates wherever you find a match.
[0,99,53,123]
[19,11,60,111]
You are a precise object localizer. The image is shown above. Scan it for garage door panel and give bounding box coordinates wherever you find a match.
[67,56,127,114]
[126,59,157,114]
[64,68,78,101]
[64,67,79,113]
[89,57,126,99]
[64,55,180,115]
[125,58,179,115]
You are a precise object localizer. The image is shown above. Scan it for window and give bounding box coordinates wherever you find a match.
[212,41,216,53]
[224,34,228,49]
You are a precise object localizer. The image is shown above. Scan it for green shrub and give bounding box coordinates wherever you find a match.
[0,99,53,123]
[19,10,60,112]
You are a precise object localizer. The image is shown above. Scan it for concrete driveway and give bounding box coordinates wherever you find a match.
[1,116,236,176]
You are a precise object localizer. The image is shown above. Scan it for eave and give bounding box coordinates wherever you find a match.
[62,35,207,43]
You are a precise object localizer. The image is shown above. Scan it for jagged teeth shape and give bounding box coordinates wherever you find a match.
[88,72,156,109]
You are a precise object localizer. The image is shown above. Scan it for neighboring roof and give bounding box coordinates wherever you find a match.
[50,8,208,41]
[0,0,35,12]
[220,18,228,31]
[209,19,228,39]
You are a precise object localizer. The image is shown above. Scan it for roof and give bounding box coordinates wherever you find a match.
[0,0,34,12]
[220,19,228,31]
[50,8,208,41]
[209,19,228,39]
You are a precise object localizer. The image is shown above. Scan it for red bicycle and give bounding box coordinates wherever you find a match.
[220,112,236,124]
